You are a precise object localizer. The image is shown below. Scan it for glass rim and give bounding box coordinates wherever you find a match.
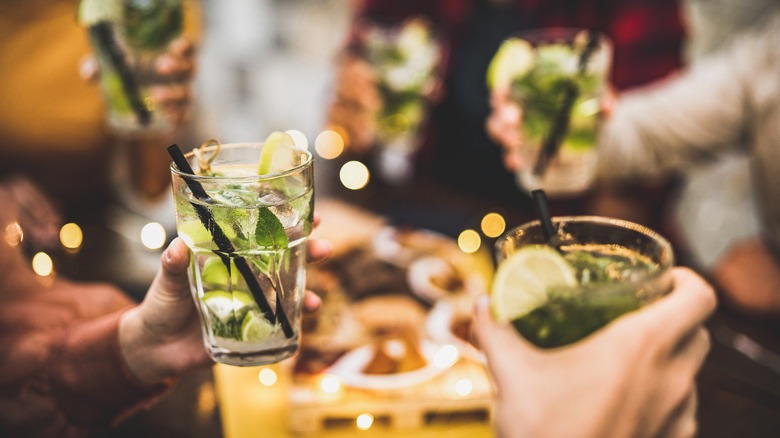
[496,215,674,267]
[170,142,313,182]
[511,26,613,44]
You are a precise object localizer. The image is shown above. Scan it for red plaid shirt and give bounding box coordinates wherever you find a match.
[353,0,684,90]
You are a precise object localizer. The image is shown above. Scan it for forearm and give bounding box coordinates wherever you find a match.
[597,54,746,183]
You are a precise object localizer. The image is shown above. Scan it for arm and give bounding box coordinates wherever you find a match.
[596,13,780,183]
[474,267,717,438]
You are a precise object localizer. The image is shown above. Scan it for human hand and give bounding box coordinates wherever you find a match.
[485,84,618,174]
[326,55,383,154]
[119,235,331,385]
[2,177,63,253]
[80,37,198,129]
[473,267,716,438]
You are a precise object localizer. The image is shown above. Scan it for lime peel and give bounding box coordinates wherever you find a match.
[258,131,297,176]
[487,38,535,91]
[490,245,577,321]
[78,0,122,26]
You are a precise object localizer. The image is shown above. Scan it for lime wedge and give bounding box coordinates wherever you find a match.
[201,257,240,287]
[241,310,277,342]
[490,245,577,321]
[486,38,535,91]
[202,290,257,323]
[258,131,297,176]
[77,0,122,26]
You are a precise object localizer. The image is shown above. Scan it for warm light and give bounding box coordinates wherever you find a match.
[356,413,374,430]
[32,252,53,277]
[433,344,459,369]
[258,368,278,386]
[458,229,481,254]
[481,212,506,238]
[286,129,309,149]
[455,378,474,397]
[140,222,166,250]
[315,130,345,159]
[59,223,83,249]
[197,381,217,417]
[4,222,23,247]
[320,374,341,394]
[340,161,370,190]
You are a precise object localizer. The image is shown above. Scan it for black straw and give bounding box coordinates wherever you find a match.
[89,22,151,126]
[531,189,557,242]
[167,144,294,338]
[533,30,600,177]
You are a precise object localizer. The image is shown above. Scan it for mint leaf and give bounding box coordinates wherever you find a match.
[255,207,289,249]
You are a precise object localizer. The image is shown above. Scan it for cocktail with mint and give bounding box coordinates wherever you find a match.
[78,0,184,133]
[491,217,673,348]
[487,28,612,197]
[170,134,314,366]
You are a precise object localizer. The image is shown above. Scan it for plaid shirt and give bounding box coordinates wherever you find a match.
[354,0,684,90]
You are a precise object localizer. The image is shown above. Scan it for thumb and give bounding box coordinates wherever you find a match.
[472,295,538,380]
[151,237,191,301]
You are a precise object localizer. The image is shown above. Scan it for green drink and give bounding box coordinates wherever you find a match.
[78,0,186,134]
[171,138,314,366]
[492,217,673,348]
[487,28,612,197]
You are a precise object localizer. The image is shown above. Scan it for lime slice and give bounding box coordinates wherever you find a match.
[490,245,577,321]
[486,38,535,91]
[201,257,240,287]
[241,310,278,342]
[202,290,257,323]
[258,131,297,176]
[77,0,122,26]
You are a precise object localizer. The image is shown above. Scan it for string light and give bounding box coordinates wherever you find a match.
[140,222,166,250]
[4,222,22,247]
[455,378,474,397]
[356,413,374,431]
[32,252,53,277]
[286,129,309,149]
[59,223,83,250]
[458,229,481,254]
[480,212,506,238]
[258,368,278,387]
[319,374,341,394]
[315,130,345,159]
[340,161,370,190]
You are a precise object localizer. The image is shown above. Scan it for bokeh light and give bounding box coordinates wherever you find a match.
[433,344,459,369]
[480,212,506,238]
[32,252,53,277]
[59,223,83,250]
[315,130,345,159]
[141,222,166,250]
[356,413,374,431]
[458,229,481,254]
[455,378,474,397]
[320,374,341,394]
[258,368,278,387]
[340,161,370,190]
[286,129,309,149]
[4,222,23,247]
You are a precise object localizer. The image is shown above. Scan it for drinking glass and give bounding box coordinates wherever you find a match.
[504,28,612,197]
[494,216,673,348]
[81,0,188,134]
[357,16,442,184]
[170,142,314,366]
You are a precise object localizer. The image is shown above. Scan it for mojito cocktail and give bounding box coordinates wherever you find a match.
[492,217,673,348]
[79,0,185,133]
[171,138,314,366]
[488,28,612,197]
